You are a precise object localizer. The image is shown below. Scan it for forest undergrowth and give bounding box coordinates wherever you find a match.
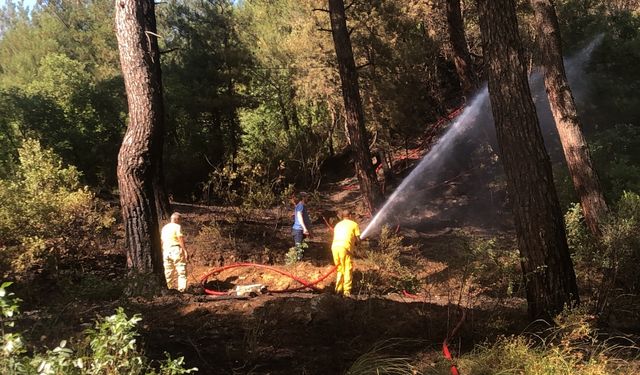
[1,139,640,373]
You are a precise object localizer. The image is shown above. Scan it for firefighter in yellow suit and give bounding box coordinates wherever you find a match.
[331,209,360,296]
[161,212,189,292]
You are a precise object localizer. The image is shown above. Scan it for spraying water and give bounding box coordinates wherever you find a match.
[361,89,489,239]
[360,35,604,239]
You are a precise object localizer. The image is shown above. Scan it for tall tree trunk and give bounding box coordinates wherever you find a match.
[147,0,170,224]
[477,0,579,319]
[445,0,477,93]
[115,0,166,289]
[154,149,171,223]
[328,0,383,213]
[531,0,608,236]
[289,86,302,130]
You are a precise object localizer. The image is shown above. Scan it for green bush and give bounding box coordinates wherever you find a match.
[361,226,420,294]
[285,241,308,265]
[589,125,640,202]
[0,282,197,375]
[201,163,292,209]
[0,139,114,276]
[565,191,640,293]
[565,203,599,266]
[466,237,522,297]
[600,191,640,291]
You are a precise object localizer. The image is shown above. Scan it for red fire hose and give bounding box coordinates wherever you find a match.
[201,262,464,373]
[443,307,466,375]
[199,263,337,295]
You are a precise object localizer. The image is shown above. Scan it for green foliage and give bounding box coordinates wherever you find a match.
[589,125,640,201]
[436,336,608,374]
[426,308,636,375]
[202,162,289,208]
[285,241,308,265]
[0,1,125,186]
[0,140,114,276]
[350,0,454,144]
[587,31,640,134]
[599,192,640,290]
[560,4,640,205]
[565,191,640,293]
[0,283,197,375]
[202,165,241,205]
[556,0,610,49]
[83,308,147,374]
[158,0,252,198]
[550,2,640,209]
[467,237,522,296]
[233,0,341,192]
[565,203,600,265]
[360,226,420,294]
[0,282,27,374]
[0,282,20,329]
[236,83,331,189]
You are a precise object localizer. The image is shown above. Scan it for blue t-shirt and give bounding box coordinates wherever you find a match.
[292,202,311,230]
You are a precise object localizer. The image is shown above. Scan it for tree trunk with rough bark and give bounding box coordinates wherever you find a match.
[531,0,608,236]
[154,150,170,223]
[115,0,166,289]
[446,0,477,93]
[328,0,383,214]
[477,0,579,319]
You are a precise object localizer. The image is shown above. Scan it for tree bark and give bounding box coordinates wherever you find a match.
[477,0,579,319]
[154,155,171,223]
[445,0,477,93]
[115,0,166,288]
[531,0,608,236]
[145,0,170,224]
[328,0,383,213]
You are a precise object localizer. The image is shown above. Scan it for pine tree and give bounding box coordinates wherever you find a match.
[115,0,167,289]
[477,0,579,319]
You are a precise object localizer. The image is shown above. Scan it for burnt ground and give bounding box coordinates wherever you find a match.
[90,197,527,375]
[12,138,540,375]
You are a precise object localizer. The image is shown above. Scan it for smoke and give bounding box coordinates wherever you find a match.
[360,35,604,239]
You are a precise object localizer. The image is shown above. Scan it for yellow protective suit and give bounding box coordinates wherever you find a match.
[331,218,360,296]
[161,222,187,292]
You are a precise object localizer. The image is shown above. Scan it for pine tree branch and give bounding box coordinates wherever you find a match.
[159,47,180,55]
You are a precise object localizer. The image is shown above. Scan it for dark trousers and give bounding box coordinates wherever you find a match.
[292,229,304,245]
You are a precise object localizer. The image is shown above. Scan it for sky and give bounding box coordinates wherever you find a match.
[1,0,37,10]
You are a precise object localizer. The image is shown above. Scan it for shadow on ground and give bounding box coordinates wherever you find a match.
[134,292,527,375]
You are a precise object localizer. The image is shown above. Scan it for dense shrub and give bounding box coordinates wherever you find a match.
[359,226,421,295]
[590,125,640,202]
[285,241,308,265]
[0,139,114,277]
[0,282,196,374]
[565,191,640,296]
[201,162,294,209]
[466,237,522,297]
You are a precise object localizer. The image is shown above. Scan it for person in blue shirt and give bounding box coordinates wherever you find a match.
[291,191,312,247]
